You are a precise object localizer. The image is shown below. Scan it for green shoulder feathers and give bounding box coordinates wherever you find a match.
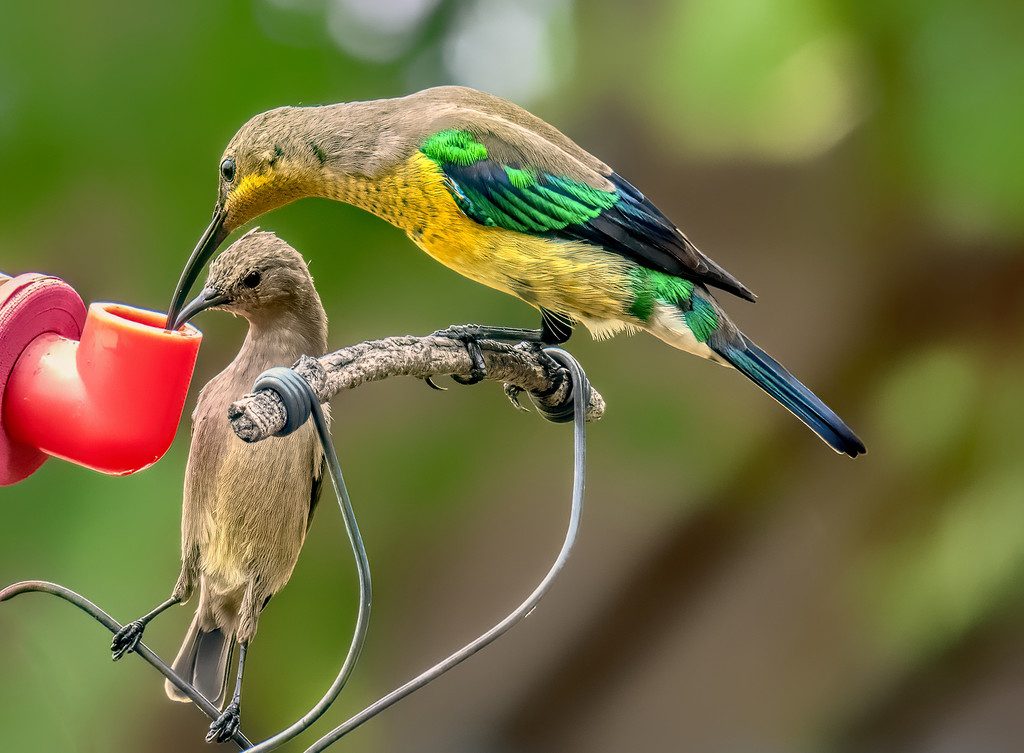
[420,129,619,234]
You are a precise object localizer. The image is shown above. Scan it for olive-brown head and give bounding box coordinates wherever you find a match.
[167,106,344,328]
[217,107,341,231]
[171,229,326,347]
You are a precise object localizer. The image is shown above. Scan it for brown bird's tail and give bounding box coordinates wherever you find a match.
[165,610,234,707]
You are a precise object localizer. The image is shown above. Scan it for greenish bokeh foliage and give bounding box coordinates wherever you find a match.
[2,1,1022,751]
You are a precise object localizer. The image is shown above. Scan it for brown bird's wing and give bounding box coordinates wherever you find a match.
[416,99,755,302]
[307,452,324,533]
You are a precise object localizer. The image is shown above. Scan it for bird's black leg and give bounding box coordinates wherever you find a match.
[432,309,574,385]
[540,308,574,346]
[111,596,180,660]
[207,641,246,744]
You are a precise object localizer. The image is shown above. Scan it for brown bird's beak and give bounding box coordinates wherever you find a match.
[169,286,231,331]
[166,206,229,329]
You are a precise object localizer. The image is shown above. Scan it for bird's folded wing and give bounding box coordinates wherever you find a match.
[420,127,755,302]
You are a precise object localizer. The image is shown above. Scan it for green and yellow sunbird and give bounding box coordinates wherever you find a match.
[167,85,864,457]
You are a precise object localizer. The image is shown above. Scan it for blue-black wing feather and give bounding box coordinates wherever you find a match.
[440,160,756,302]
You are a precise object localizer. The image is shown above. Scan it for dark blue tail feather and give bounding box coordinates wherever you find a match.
[715,335,865,457]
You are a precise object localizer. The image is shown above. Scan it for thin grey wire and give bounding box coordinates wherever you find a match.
[303,347,588,752]
[244,368,372,753]
[0,580,254,749]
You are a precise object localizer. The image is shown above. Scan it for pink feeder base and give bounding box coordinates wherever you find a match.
[0,274,87,485]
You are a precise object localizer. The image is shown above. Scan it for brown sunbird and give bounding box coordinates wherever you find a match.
[112,230,328,743]
[167,85,864,456]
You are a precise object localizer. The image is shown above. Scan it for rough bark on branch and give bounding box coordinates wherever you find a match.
[228,335,605,443]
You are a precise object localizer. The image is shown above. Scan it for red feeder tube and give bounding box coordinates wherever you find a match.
[0,272,201,485]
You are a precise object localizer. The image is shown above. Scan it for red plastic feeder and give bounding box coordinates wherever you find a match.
[0,272,201,485]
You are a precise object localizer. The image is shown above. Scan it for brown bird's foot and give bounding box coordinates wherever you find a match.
[110,620,146,661]
[206,701,241,744]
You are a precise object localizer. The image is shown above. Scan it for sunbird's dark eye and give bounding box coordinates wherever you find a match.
[242,270,261,288]
[220,158,236,183]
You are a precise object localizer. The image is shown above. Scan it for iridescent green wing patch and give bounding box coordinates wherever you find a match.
[420,129,489,166]
[629,267,694,321]
[628,267,719,341]
[420,129,619,234]
[684,296,719,342]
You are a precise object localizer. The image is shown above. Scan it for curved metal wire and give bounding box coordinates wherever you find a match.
[243,367,372,753]
[0,580,254,749]
[302,347,588,752]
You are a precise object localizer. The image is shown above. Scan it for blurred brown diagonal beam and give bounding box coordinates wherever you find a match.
[499,242,1024,750]
[836,608,1024,753]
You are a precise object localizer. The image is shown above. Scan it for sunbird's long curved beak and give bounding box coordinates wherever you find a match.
[170,286,231,331]
[166,206,229,330]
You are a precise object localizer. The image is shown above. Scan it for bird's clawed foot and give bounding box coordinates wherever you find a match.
[431,325,488,385]
[110,620,146,661]
[110,596,180,661]
[206,701,241,744]
[504,383,530,412]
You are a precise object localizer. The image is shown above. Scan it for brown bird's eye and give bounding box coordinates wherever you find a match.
[220,158,236,183]
[242,270,261,288]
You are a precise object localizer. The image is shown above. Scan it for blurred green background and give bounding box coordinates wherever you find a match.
[2,0,1023,751]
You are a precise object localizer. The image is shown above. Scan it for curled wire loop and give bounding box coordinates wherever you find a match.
[240,366,371,753]
[253,366,313,436]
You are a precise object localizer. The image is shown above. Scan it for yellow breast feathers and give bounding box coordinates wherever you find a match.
[327,152,636,322]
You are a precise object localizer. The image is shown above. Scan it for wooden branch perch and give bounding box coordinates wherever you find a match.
[228,335,606,443]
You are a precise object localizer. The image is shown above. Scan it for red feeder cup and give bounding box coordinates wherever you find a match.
[0,272,201,485]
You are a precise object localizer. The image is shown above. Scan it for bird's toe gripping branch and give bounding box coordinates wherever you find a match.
[506,346,593,425]
[430,323,568,386]
[427,326,595,419]
[110,619,146,661]
[430,325,488,384]
[206,701,241,744]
